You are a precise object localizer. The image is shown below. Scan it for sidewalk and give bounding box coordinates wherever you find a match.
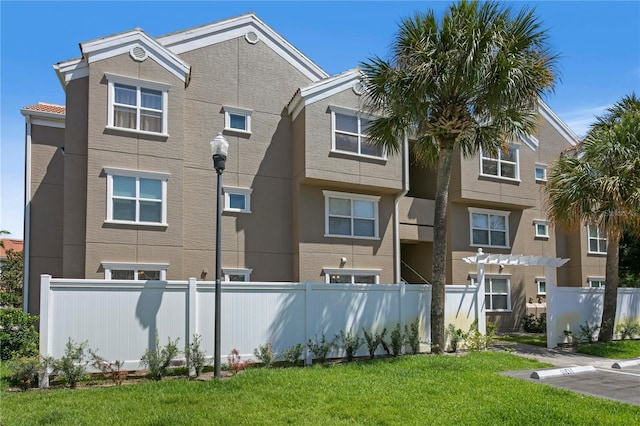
[493,341,616,368]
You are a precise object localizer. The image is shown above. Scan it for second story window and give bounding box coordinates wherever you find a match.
[223,187,252,213]
[106,74,169,135]
[331,107,384,159]
[480,145,519,180]
[587,225,607,254]
[323,191,380,239]
[469,207,510,248]
[104,168,169,226]
[223,106,252,134]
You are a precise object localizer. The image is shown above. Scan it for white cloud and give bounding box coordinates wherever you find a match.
[558,104,612,139]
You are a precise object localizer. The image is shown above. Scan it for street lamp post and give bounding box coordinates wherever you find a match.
[210,132,229,379]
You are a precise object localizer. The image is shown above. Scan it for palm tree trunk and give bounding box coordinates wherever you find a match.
[599,233,620,342]
[431,144,454,354]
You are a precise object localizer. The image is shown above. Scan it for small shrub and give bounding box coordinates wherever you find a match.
[282,343,304,367]
[7,355,50,391]
[254,342,275,368]
[185,334,207,378]
[465,320,495,352]
[337,330,363,362]
[307,333,334,364]
[228,348,253,375]
[88,349,127,386]
[578,321,599,344]
[615,317,640,340]
[52,338,89,388]
[363,328,387,359]
[390,324,404,356]
[446,324,466,353]
[521,313,546,333]
[405,319,421,354]
[0,308,39,361]
[140,331,180,381]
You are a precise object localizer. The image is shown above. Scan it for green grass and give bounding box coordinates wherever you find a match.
[2,352,639,425]
[577,340,640,359]
[496,333,548,347]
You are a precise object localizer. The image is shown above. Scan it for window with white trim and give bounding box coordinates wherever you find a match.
[323,268,380,284]
[535,164,548,181]
[534,220,549,238]
[469,208,510,247]
[104,168,169,226]
[587,225,607,254]
[324,191,380,239]
[536,278,546,295]
[484,276,511,311]
[223,268,252,282]
[103,262,168,280]
[480,145,519,180]
[588,277,605,288]
[330,107,384,159]
[223,106,252,134]
[223,187,252,213]
[106,73,169,135]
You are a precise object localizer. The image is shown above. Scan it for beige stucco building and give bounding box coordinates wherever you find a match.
[22,14,606,331]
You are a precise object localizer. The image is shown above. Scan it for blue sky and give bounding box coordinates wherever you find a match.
[1,1,639,239]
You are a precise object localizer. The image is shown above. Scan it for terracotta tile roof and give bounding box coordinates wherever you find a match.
[23,102,65,115]
[0,239,23,258]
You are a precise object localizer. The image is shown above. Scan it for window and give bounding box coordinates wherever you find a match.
[484,276,511,311]
[223,268,252,282]
[534,220,549,238]
[104,168,169,226]
[223,187,252,213]
[536,278,547,295]
[103,262,168,280]
[323,268,380,284]
[223,106,252,133]
[330,107,384,159]
[106,73,169,135]
[535,164,548,181]
[588,278,605,288]
[587,225,607,254]
[480,145,519,180]
[469,208,510,247]
[323,191,380,239]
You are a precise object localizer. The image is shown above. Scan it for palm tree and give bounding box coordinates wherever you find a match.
[545,94,640,342]
[360,0,556,352]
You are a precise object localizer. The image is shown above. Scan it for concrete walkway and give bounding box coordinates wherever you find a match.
[493,341,616,368]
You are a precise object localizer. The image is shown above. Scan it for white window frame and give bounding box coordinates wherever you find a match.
[223,186,252,213]
[587,224,607,254]
[105,73,170,136]
[534,220,549,238]
[323,190,380,240]
[102,262,168,280]
[223,106,252,134]
[535,163,548,182]
[470,274,512,312]
[480,144,520,181]
[588,277,605,289]
[223,268,252,282]
[322,268,381,284]
[104,167,169,226]
[329,106,386,160]
[536,278,547,295]
[468,207,510,248]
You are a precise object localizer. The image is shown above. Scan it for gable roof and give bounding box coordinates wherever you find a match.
[157,13,328,83]
[1,239,23,259]
[288,68,363,120]
[538,99,580,147]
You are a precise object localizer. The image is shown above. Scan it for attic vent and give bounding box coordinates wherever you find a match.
[245,30,259,44]
[352,81,365,96]
[130,46,148,62]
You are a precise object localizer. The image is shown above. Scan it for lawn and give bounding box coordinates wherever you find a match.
[2,352,639,425]
[577,339,640,359]
[496,333,547,347]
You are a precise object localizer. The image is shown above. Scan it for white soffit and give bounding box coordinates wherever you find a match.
[288,69,362,120]
[20,109,66,128]
[80,30,191,84]
[538,98,580,147]
[156,14,328,83]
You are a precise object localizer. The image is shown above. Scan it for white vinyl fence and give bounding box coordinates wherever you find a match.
[39,275,480,374]
[547,287,640,347]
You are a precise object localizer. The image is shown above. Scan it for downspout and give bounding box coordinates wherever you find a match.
[23,115,32,313]
[394,133,410,283]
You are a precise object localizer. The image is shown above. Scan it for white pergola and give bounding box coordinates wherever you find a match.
[463,248,570,348]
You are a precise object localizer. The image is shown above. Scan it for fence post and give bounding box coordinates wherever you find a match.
[476,262,486,335]
[187,277,197,377]
[304,281,312,365]
[398,281,405,330]
[545,266,556,349]
[39,274,52,388]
